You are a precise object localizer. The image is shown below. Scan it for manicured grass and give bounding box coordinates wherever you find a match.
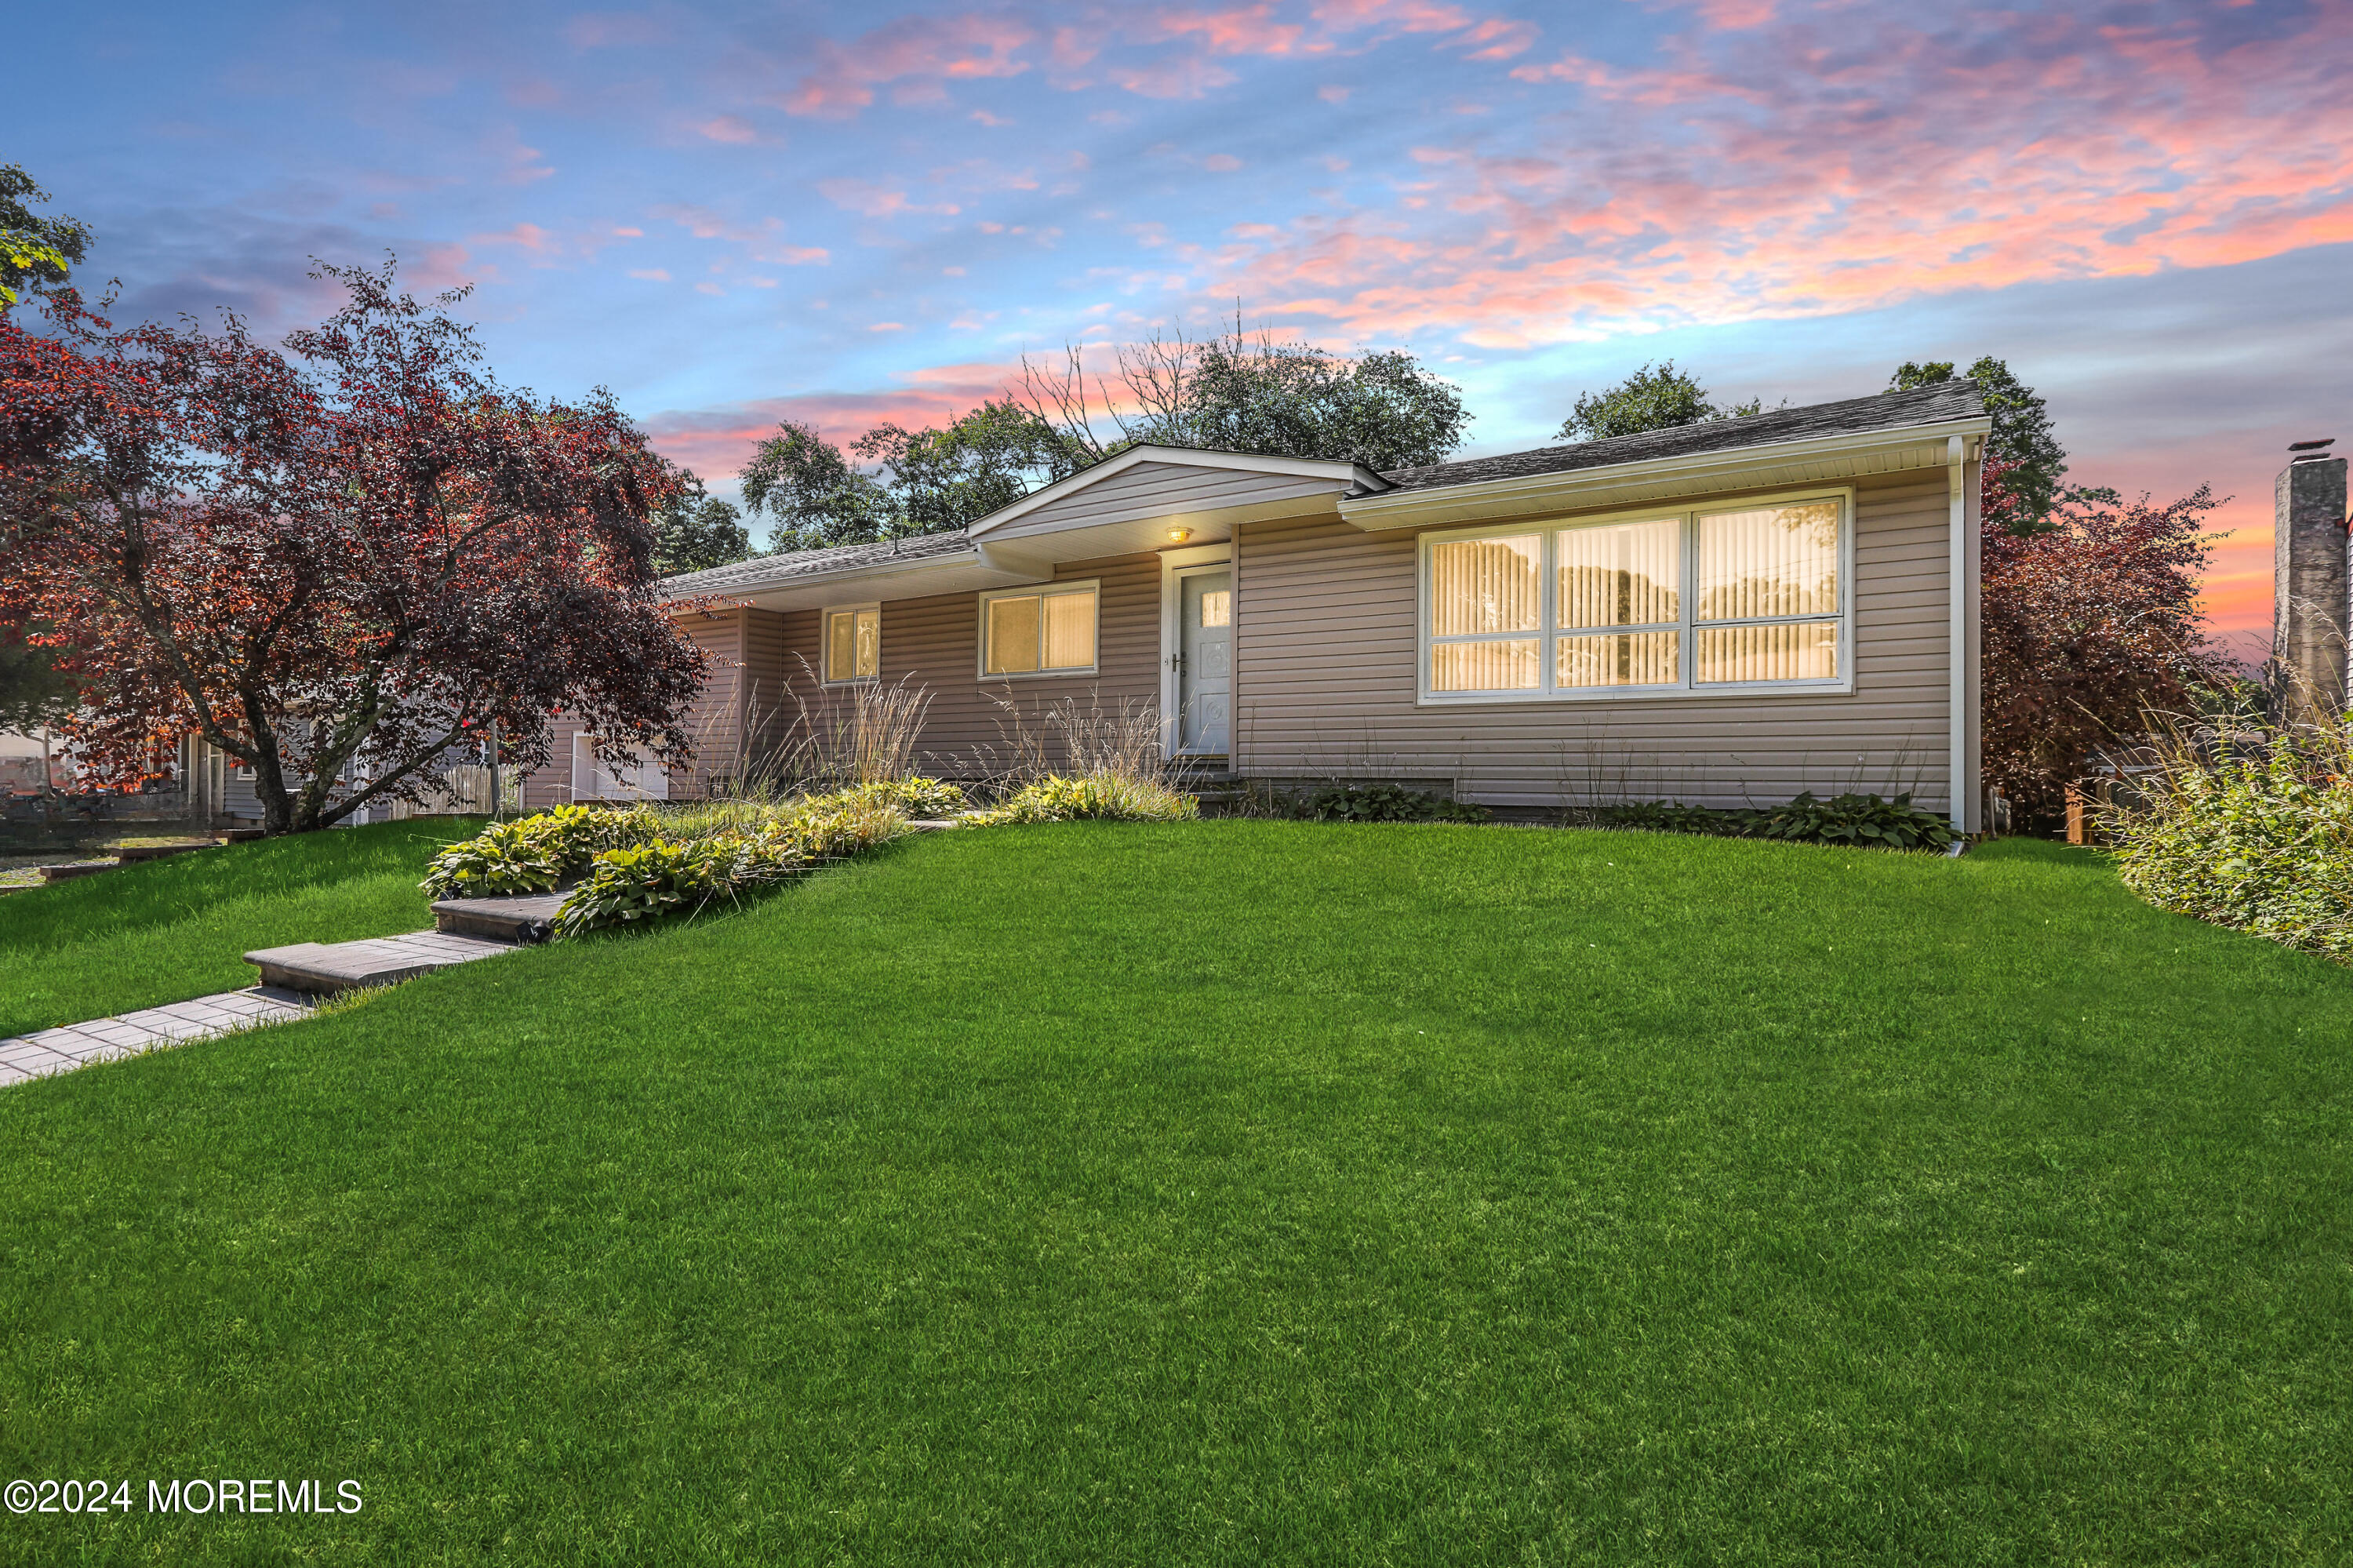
[0,818,481,1038]
[3,823,2351,1564]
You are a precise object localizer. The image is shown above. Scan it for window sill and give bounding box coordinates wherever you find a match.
[1416,678,1855,706]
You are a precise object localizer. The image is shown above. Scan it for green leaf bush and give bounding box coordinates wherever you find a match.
[1296,782,1489,824]
[2107,747,2353,964]
[1751,791,1955,851]
[843,777,967,818]
[418,804,660,899]
[968,774,1199,825]
[550,838,749,939]
[1600,791,1954,851]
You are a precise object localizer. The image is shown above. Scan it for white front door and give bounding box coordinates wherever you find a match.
[1178,569,1232,755]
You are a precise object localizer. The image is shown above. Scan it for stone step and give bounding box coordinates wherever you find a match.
[115,841,215,864]
[38,861,115,883]
[245,929,519,995]
[431,890,569,944]
[215,826,265,843]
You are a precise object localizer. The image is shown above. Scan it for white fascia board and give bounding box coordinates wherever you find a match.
[1339,417,1994,530]
[659,546,1048,606]
[966,445,1386,538]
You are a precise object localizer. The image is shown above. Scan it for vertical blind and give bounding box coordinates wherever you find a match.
[1427,500,1845,695]
[827,608,880,681]
[985,588,1097,675]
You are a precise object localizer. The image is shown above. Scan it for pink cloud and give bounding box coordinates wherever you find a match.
[816,179,960,217]
[777,13,1036,119]
[695,115,762,144]
[1187,0,2353,363]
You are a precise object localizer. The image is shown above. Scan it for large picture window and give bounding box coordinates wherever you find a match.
[980,582,1099,677]
[824,604,880,683]
[1420,494,1849,702]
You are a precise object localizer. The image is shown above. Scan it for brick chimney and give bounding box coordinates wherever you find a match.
[2272,438,2350,719]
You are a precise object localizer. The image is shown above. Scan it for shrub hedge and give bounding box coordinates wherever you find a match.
[2107,748,2353,964]
[1602,791,1955,852]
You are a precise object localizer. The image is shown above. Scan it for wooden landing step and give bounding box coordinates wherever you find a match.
[245,930,520,995]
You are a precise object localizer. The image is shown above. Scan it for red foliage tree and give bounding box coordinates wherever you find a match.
[1979,456,2229,819]
[0,261,707,834]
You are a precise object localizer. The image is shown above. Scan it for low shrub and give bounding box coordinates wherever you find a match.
[1599,801,1747,836]
[1297,782,1489,824]
[844,777,967,818]
[968,773,1199,825]
[550,838,750,938]
[1595,792,1953,850]
[419,804,660,899]
[2107,743,2353,964]
[768,793,916,858]
[1751,791,1955,852]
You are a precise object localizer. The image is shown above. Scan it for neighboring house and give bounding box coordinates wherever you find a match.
[532,381,1991,828]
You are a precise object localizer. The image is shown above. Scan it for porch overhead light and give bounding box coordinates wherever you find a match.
[1166,526,1191,542]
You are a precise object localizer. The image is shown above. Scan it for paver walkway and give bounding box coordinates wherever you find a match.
[0,987,316,1087]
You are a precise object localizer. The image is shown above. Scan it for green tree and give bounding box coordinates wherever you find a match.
[1117,329,1469,471]
[1889,357,2069,534]
[853,399,1089,534]
[737,420,895,553]
[1556,360,1762,442]
[1,164,93,304]
[649,461,751,576]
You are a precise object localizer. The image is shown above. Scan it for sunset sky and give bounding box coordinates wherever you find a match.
[17,0,2352,657]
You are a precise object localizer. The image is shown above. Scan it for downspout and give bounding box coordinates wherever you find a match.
[1947,435,1970,835]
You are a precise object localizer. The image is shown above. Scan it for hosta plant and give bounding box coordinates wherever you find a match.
[419,803,660,899]
[845,777,967,818]
[968,773,1199,825]
[551,838,744,937]
[1297,782,1489,824]
[1751,791,1955,852]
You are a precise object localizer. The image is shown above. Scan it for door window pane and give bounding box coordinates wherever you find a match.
[1697,502,1840,621]
[1429,536,1540,635]
[1199,588,1231,628]
[1558,520,1678,629]
[1696,621,1839,683]
[1043,590,1096,670]
[1432,638,1539,692]
[985,595,1040,675]
[1557,631,1680,689]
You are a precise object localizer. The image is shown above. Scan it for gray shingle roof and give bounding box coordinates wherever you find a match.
[661,383,1987,593]
[662,527,974,597]
[1374,380,1987,494]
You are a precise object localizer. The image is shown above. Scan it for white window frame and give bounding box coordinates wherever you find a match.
[821,601,882,686]
[976,579,1102,680]
[1416,486,1856,706]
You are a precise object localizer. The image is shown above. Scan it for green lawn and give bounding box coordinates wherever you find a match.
[0,818,481,1039]
[3,823,2350,1564]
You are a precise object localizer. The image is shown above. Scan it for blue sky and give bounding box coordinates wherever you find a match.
[16,0,2353,646]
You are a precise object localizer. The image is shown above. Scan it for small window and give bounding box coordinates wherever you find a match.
[824,605,880,683]
[981,584,1098,677]
[1199,589,1231,628]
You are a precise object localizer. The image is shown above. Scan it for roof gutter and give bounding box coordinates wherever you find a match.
[656,542,1047,606]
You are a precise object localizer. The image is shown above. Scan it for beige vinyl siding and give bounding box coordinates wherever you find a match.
[1234,468,1962,813]
[521,608,750,806]
[747,552,1162,777]
[984,461,1339,541]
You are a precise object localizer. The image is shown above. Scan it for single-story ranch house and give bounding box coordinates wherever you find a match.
[528,380,1990,828]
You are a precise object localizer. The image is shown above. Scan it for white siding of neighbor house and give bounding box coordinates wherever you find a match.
[1232,467,1971,815]
[980,461,1342,541]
